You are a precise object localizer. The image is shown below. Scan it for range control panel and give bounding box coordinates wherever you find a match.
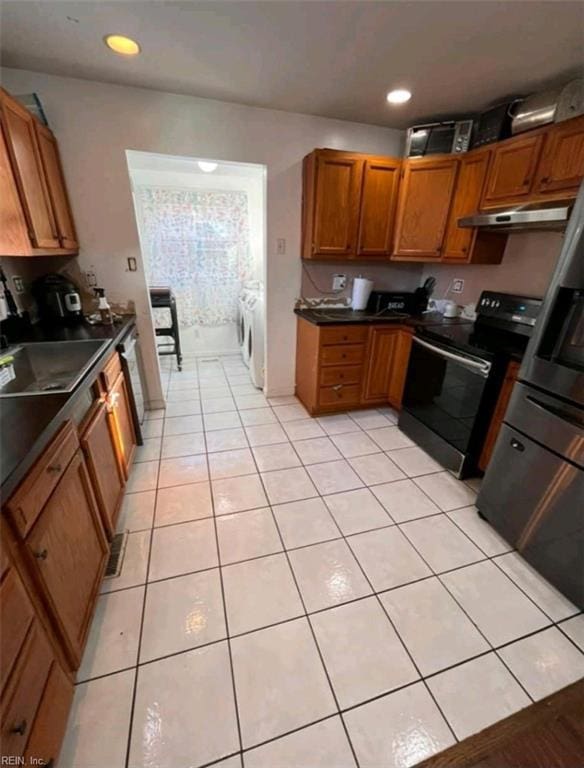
[477,291,542,327]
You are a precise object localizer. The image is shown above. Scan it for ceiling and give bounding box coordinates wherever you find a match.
[1,1,582,128]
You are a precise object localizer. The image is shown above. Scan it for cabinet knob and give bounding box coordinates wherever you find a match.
[11,719,27,736]
[523,177,531,186]
[332,384,343,392]
[46,463,62,475]
[34,549,48,561]
[540,176,549,184]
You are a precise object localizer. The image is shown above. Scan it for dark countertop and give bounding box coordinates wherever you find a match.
[294,307,473,329]
[0,316,136,499]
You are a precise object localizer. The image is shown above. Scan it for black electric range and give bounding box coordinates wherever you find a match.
[399,291,542,478]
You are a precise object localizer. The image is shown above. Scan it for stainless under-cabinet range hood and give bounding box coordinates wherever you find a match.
[458,201,572,231]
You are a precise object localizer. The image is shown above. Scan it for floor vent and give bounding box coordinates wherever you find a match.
[104,530,129,579]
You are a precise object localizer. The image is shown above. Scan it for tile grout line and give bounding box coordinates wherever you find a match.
[122,421,162,768]
[225,368,362,768]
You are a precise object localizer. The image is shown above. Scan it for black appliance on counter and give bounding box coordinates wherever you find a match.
[471,100,522,148]
[32,273,83,325]
[118,325,145,445]
[368,277,436,316]
[477,183,584,609]
[399,291,542,478]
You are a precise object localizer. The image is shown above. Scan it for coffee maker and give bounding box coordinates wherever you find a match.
[32,274,83,325]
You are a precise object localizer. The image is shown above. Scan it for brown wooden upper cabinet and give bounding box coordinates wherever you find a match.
[302,149,400,260]
[481,133,544,208]
[442,149,507,264]
[357,158,400,257]
[533,115,584,198]
[35,122,78,250]
[392,156,458,261]
[0,87,78,256]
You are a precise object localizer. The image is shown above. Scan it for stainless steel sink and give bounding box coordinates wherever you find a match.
[0,340,109,397]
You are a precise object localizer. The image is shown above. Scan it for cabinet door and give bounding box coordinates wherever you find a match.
[34,122,78,249]
[387,331,413,409]
[534,116,584,197]
[108,372,137,476]
[312,153,363,257]
[357,158,400,257]
[362,327,401,403]
[442,150,490,262]
[392,157,458,260]
[0,91,59,249]
[481,134,543,207]
[0,122,30,255]
[81,401,125,538]
[25,451,108,666]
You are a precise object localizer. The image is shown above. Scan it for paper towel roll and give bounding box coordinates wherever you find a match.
[351,277,374,310]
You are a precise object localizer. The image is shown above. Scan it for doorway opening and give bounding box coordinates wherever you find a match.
[127,150,266,389]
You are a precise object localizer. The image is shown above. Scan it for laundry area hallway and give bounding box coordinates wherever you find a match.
[127,151,266,386]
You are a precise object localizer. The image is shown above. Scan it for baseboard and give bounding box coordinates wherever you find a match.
[146,398,166,410]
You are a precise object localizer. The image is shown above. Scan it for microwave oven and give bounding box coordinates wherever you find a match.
[405,120,473,157]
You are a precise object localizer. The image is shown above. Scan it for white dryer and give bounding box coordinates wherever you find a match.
[238,281,260,368]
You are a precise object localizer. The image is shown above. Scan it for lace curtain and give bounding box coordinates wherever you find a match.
[136,187,252,327]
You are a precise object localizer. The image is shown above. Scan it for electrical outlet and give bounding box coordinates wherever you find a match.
[332,274,347,291]
[85,271,97,288]
[12,276,25,294]
[127,257,137,272]
[452,278,464,294]
[276,238,286,255]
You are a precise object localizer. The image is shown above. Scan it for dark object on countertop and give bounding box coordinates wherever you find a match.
[150,286,183,371]
[0,265,19,317]
[367,277,436,316]
[32,273,83,325]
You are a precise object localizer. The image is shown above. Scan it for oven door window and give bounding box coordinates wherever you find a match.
[403,340,489,452]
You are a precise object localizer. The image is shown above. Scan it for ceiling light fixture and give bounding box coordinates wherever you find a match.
[104,34,141,56]
[386,89,412,105]
[198,161,218,173]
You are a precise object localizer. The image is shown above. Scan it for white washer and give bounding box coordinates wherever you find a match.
[247,286,265,389]
[238,281,260,367]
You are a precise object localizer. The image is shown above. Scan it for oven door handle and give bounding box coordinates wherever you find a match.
[413,335,492,376]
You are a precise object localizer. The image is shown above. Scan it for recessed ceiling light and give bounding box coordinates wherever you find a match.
[104,34,141,56]
[386,89,412,105]
[198,161,218,173]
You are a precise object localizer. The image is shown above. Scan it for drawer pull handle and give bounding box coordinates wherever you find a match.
[11,719,27,736]
[47,463,62,474]
[332,384,343,391]
[34,549,48,560]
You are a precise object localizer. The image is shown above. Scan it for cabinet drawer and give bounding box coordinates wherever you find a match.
[320,365,363,386]
[0,622,53,758]
[101,351,122,391]
[320,344,364,366]
[6,421,79,538]
[0,569,35,694]
[320,326,368,345]
[319,384,362,407]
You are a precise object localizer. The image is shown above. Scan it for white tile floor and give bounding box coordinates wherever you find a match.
[59,354,584,768]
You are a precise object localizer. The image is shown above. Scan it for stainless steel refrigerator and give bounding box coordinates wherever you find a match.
[477,183,584,609]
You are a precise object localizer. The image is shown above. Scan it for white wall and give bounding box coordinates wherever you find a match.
[1,67,403,398]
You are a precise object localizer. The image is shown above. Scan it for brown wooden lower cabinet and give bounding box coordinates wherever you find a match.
[81,400,125,538]
[107,370,136,477]
[296,318,413,415]
[0,349,138,765]
[25,450,108,668]
[479,359,521,471]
